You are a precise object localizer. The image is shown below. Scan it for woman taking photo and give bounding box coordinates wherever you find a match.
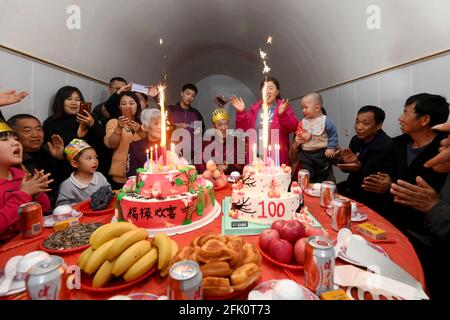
[104,91,145,189]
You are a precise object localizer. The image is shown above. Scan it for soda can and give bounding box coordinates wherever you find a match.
[27,255,66,300]
[320,181,336,208]
[298,169,310,190]
[168,260,203,300]
[18,202,43,239]
[331,198,352,231]
[304,236,335,296]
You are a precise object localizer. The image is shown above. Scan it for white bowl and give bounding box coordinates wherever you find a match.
[16,251,51,275]
[53,205,74,222]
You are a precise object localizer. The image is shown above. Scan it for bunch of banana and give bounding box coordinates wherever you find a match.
[77,222,163,288]
[152,233,179,277]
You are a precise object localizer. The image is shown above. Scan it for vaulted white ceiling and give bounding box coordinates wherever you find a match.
[1,0,450,100]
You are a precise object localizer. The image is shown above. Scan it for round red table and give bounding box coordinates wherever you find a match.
[0,185,425,300]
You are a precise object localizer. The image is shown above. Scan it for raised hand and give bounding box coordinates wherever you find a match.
[390,177,439,212]
[47,134,65,160]
[117,116,130,129]
[230,96,245,112]
[20,170,53,196]
[362,172,392,193]
[325,148,336,159]
[76,110,95,128]
[0,90,28,107]
[278,99,289,115]
[147,86,159,98]
[342,148,359,164]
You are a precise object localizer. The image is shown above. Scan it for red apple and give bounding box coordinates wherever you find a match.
[259,228,280,252]
[304,226,329,238]
[294,238,308,265]
[280,220,306,244]
[271,220,286,234]
[268,238,293,264]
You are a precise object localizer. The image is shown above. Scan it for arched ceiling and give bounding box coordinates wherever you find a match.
[1,0,450,100]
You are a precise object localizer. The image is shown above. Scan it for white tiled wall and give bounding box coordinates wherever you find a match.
[0,49,108,123]
[323,52,450,182]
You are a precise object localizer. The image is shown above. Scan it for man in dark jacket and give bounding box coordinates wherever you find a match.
[336,105,394,214]
[167,84,205,164]
[362,94,449,299]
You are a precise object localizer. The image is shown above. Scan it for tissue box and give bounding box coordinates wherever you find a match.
[357,223,387,240]
[320,289,351,300]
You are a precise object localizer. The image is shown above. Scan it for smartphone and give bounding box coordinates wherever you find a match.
[79,102,92,115]
[121,106,133,121]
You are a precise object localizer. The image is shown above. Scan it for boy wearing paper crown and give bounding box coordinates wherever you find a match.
[196,108,246,176]
[0,122,51,243]
[56,139,110,206]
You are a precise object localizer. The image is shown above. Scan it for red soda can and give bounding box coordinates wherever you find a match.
[320,181,336,208]
[26,255,66,300]
[331,198,352,231]
[298,169,310,190]
[168,260,203,300]
[18,202,43,239]
[304,236,335,295]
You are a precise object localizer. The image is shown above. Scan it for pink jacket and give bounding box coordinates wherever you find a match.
[236,99,299,166]
[0,167,51,239]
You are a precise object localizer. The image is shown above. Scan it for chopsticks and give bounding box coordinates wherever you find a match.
[283,269,301,284]
[0,235,46,254]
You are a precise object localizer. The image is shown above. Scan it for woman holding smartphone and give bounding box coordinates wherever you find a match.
[104,91,146,189]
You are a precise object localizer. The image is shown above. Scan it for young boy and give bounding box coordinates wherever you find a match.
[289,92,338,183]
[0,122,51,243]
[56,139,110,206]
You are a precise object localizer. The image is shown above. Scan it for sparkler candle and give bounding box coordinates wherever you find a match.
[146,149,150,170]
[159,85,167,165]
[262,81,269,165]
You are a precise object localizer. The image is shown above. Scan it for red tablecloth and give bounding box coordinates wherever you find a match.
[0,186,425,300]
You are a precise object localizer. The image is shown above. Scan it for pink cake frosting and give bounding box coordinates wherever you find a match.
[229,164,303,225]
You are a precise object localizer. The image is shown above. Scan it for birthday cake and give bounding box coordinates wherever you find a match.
[116,151,217,230]
[229,161,303,225]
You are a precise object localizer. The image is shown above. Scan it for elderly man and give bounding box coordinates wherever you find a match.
[336,105,394,213]
[389,120,450,300]
[362,93,449,299]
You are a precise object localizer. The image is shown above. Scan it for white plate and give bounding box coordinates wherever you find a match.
[43,210,83,228]
[248,280,319,300]
[332,239,389,267]
[326,208,368,222]
[0,276,26,297]
[304,188,320,197]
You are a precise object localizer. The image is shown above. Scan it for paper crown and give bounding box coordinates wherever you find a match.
[64,139,92,162]
[0,122,14,133]
[211,108,230,123]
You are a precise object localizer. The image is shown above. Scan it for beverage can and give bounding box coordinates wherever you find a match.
[320,181,336,208]
[18,202,43,239]
[331,198,352,231]
[27,255,66,300]
[304,236,335,296]
[298,169,310,190]
[168,260,203,300]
